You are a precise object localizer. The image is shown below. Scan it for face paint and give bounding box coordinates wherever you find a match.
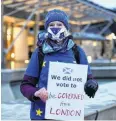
[47,21,70,43]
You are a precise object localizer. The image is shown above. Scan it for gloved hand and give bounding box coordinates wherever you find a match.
[84,79,98,98]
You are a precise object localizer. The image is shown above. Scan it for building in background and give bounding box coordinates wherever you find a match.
[2,0,116,69]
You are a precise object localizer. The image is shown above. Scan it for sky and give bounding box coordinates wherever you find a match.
[90,0,116,9]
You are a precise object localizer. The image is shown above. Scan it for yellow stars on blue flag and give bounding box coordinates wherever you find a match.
[42,61,46,67]
[36,108,43,116]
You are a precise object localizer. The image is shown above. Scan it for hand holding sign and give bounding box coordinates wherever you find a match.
[34,87,48,102]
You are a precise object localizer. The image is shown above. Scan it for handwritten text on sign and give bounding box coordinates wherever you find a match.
[45,62,88,120]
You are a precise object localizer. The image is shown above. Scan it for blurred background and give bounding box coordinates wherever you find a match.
[1,0,116,69]
[1,0,116,120]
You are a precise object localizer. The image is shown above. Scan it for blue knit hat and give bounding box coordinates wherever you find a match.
[45,9,69,30]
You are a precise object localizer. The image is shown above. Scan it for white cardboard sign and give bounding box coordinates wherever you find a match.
[45,62,88,120]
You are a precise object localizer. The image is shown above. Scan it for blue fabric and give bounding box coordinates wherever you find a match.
[37,31,74,54]
[42,39,75,54]
[25,46,92,120]
[37,32,47,47]
[45,9,69,30]
[50,28,61,35]
[25,48,39,78]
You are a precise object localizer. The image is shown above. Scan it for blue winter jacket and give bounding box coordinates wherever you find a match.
[24,42,92,120]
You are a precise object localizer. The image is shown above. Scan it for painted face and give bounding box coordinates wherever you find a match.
[47,21,70,43]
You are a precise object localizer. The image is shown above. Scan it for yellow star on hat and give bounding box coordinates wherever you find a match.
[36,108,43,116]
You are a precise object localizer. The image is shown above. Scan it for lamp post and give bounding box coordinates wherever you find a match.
[34,0,40,49]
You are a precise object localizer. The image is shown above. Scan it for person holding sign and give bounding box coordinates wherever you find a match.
[20,9,98,120]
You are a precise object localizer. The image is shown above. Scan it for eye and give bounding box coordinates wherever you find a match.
[57,23,63,26]
[49,23,55,27]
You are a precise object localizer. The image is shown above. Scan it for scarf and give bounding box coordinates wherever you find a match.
[42,37,75,54]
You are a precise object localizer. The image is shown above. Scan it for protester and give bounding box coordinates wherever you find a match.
[20,9,98,120]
